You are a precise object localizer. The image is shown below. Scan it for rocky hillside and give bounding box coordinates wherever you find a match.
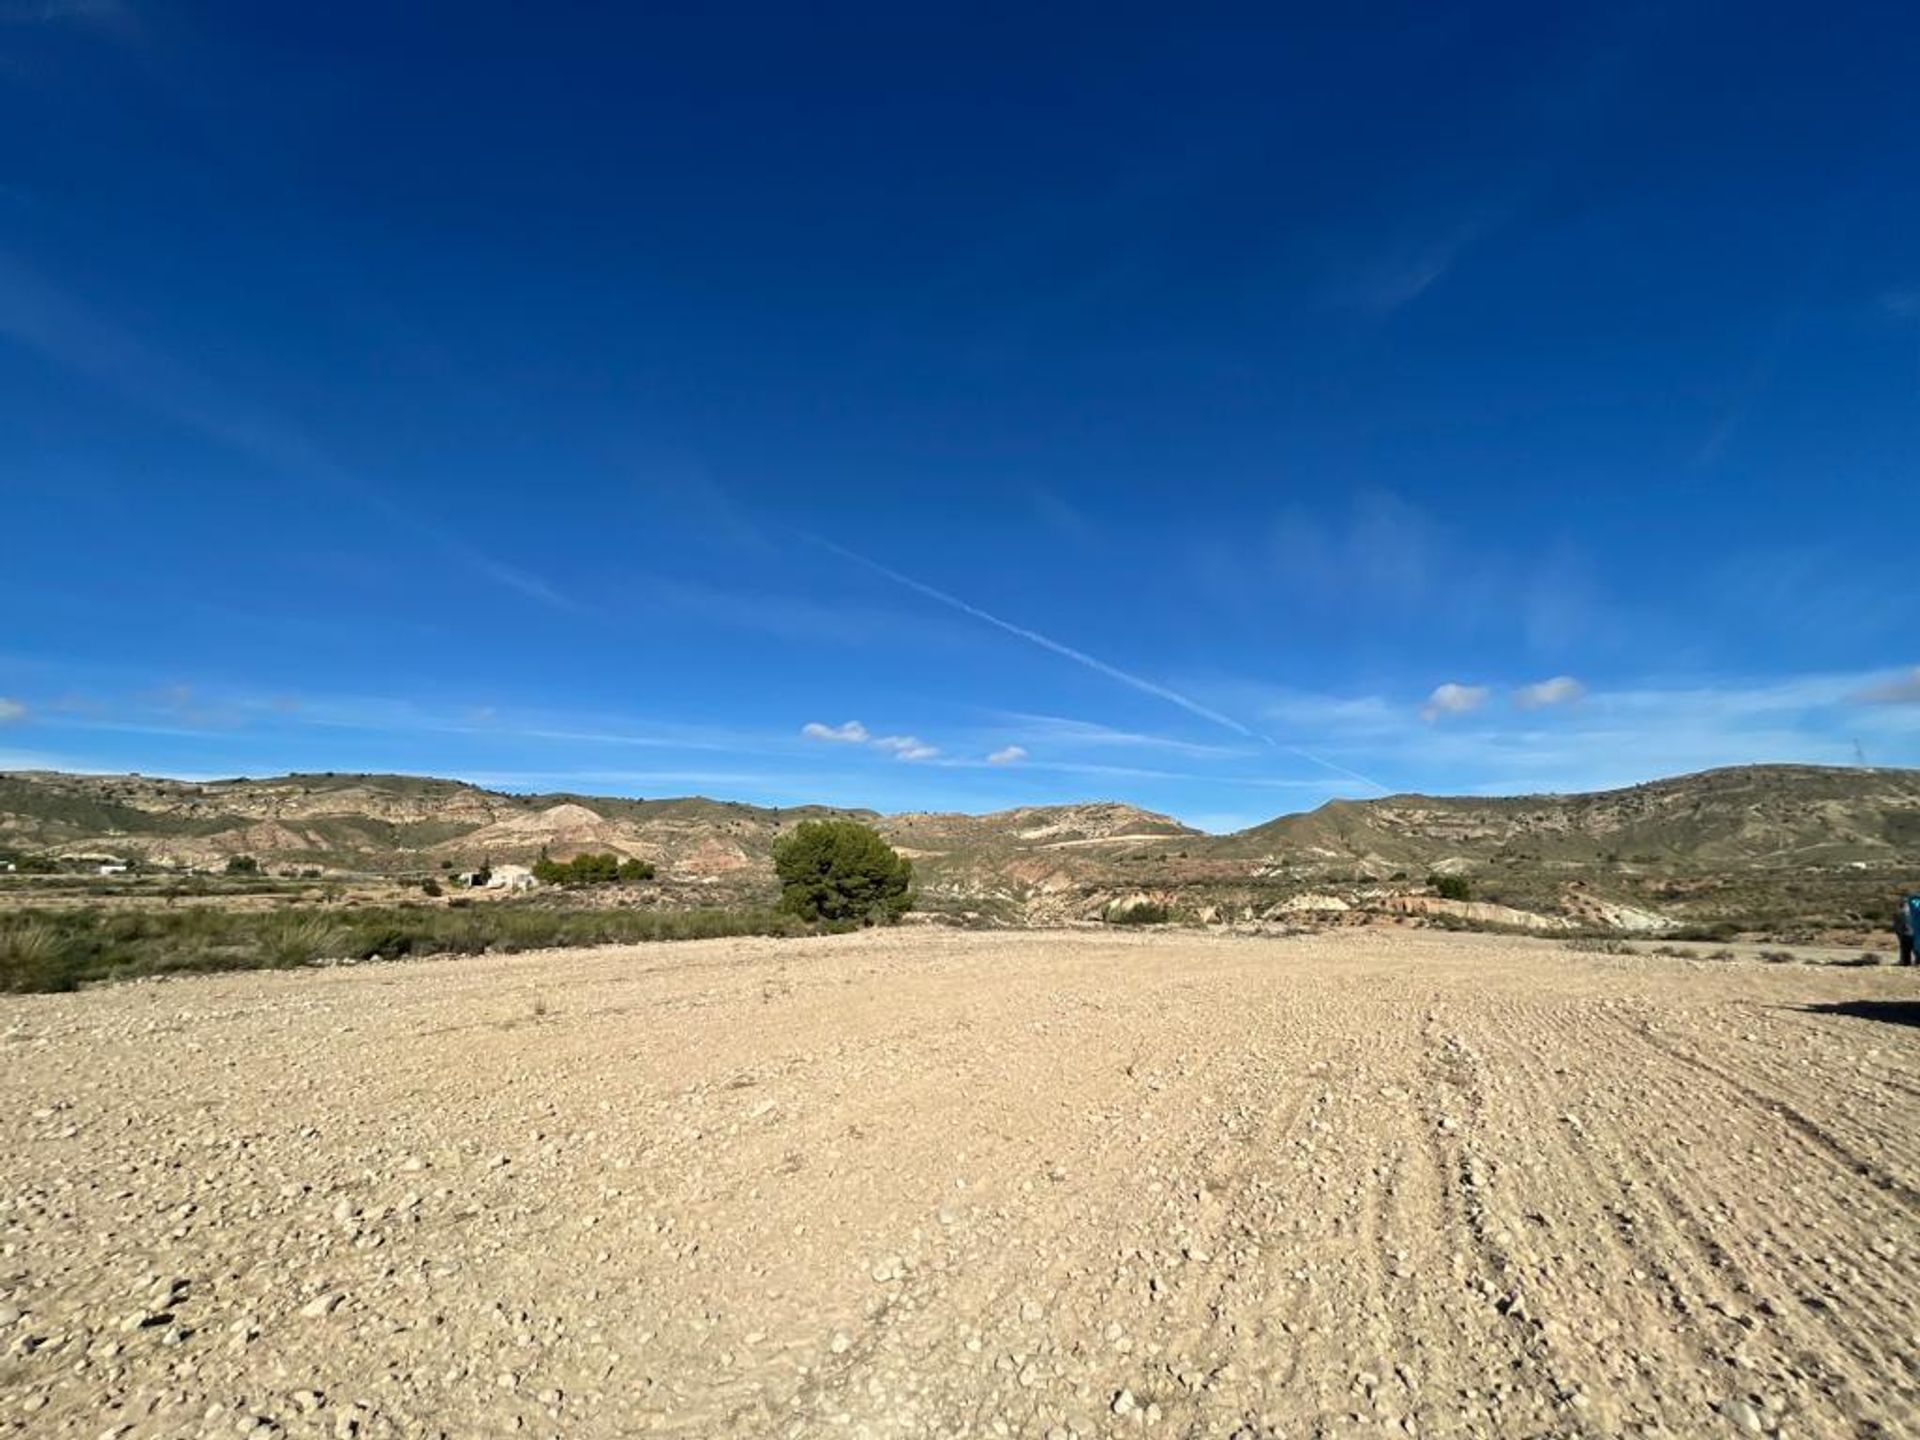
[1209,765,1920,870]
[2,765,1914,936]
[0,772,869,884]
[0,772,1190,889]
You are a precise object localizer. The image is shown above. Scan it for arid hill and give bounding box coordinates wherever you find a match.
[2,764,1915,936]
[1215,764,1920,869]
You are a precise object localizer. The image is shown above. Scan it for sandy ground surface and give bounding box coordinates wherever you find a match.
[2,928,1917,1440]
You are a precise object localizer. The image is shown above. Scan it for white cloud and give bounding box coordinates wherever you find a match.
[1513,676,1585,710]
[986,745,1027,765]
[0,697,25,723]
[873,735,939,762]
[1854,667,1920,705]
[1420,683,1489,722]
[801,720,869,744]
[817,538,1383,790]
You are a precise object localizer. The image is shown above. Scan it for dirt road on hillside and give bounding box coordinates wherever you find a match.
[2,929,1917,1438]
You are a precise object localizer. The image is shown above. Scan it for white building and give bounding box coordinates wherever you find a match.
[484,864,537,892]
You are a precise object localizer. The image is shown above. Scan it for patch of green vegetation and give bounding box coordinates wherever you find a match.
[0,903,808,993]
[772,820,912,925]
[1107,901,1170,925]
[1428,872,1471,902]
[532,852,656,886]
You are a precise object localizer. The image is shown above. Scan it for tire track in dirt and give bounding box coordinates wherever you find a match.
[1632,1028,1920,1214]
[3,928,1917,1439]
[1546,1004,1915,1434]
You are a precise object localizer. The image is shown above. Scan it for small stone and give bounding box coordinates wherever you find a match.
[829,1331,852,1355]
[1114,1388,1138,1416]
[1720,1398,1764,1434]
[292,1390,325,1413]
[299,1293,342,1319]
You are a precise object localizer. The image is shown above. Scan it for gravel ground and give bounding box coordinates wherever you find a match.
[2,927,1917,1439]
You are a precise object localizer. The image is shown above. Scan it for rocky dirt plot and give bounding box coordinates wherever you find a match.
[2,929,1917,1439]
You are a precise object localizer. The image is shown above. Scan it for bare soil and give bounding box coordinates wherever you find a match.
[2,929,1917,1438]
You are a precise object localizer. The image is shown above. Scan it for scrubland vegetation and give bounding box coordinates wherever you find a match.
[0,903,804,993]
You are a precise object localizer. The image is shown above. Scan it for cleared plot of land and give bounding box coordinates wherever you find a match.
[1,930,1917,1439]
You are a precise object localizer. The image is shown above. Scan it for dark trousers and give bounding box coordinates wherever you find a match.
[1903,933,1915,967]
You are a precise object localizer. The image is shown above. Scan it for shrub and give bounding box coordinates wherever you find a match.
[1107,900,1170,925]
[771,820,913,925]
[420,878,443,897]
[0,920,81,992]
[1428,872,1472,902]
[1564,937,1629,955]
[225,855,260,876]
[531,852,656,886]
[262,914,345,968]
[0,903,810,991]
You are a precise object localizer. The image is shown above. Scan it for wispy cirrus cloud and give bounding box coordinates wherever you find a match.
[1257,666,1920,794]
[1333,212,1501,315]
[1,0,135,31]
[1853,667,1920,705]
[985,745,1027,765]
[990,712,1248,759]
[1881,289,1920,320]
[0,697,27,723]
[0,252,574,612]
[812,537,1386,791]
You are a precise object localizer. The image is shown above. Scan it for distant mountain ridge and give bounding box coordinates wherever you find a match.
[2,765,1915,933]
[1215,765,1920,869]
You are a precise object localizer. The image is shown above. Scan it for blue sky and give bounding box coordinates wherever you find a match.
[2,2,1916,831]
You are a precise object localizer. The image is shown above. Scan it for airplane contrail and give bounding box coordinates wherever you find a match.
[812,537,1388,793]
